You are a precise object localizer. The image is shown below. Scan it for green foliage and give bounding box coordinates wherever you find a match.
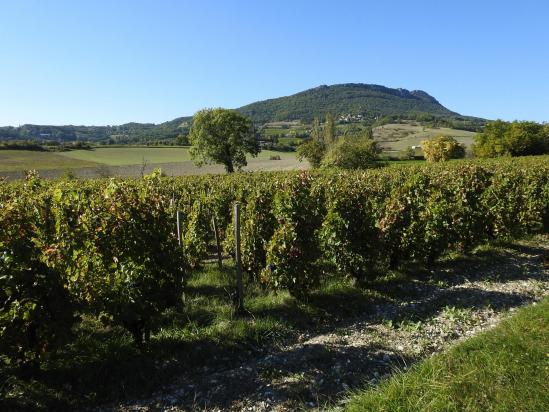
[183,200,210,268]
[473,120,549,158]
[319,176,381,281]
[404,146,416,159]
[0,117,192,145]
[0,178,76,366]
[321,136,381,169]
[296,138,326,168]
[323,112,336,146]
[228,184,277,281]
[262,173,324,298]
[1,156,548,364]
[238,83,464,124]
[421,135,466,162]
[1,170,186,354]
[188,108,260,173]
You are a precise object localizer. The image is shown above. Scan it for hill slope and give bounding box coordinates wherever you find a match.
[238,83,460,123]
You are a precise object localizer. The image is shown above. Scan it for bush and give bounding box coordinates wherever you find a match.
[321,137,381,169]
[262,172,323,297]
[296,139,326,168]
[422,136,466,162]
[320,176,381,281]
[0,176,77,367]
[50,171,186,345]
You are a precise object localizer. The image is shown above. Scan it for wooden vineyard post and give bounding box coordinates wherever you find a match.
[212,216,223,269]
[176,210,182,246]
[234,202,244,313]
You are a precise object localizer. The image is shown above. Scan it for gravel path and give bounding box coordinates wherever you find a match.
[103,237,548,412]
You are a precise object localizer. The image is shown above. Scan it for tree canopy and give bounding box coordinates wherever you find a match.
[473,120,549,158]
[321,136,381,169]
[188,108,259,173]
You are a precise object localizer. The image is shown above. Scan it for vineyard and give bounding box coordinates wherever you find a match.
[1,156,548,407]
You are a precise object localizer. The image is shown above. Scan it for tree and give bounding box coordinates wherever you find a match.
[297,117,326,168]
[422,136,466,162]
[297,139,326,168]
[323,113,336,146]
[321,136,381,169]
[310,117,322,142]
[188,108,259,173]
[473,120,549,158]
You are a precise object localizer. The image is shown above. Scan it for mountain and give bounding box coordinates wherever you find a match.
[238,83,460,124]
[0,83,483,143]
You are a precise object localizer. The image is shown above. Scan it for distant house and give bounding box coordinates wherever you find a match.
[39,133,51,138]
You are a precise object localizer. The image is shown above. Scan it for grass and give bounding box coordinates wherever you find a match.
[344,297,549,412]
[58,146,297,165]
[59,146,193,165]
[0,150,98,172]
[0,147,299,175]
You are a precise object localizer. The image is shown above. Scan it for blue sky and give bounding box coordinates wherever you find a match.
[1,0,548,125]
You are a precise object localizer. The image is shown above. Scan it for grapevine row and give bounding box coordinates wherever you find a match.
[1,157,547,365]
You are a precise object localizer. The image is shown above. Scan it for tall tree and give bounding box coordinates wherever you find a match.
[297,116,326,168]
[323,113,336,146]
[188,108,259,173]
[310,117,322,142]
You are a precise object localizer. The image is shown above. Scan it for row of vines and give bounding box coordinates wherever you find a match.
[1,157,548,366]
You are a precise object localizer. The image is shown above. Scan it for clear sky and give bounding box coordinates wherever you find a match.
[1,0,548,125]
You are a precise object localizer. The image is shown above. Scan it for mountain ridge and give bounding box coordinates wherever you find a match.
[238,83,460,124]
[0,83,483,143]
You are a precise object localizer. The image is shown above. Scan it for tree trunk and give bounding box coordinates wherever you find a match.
[226,161,234,173]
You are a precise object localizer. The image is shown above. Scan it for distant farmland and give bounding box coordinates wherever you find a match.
[373,123,476,152]
[0,147,305,180]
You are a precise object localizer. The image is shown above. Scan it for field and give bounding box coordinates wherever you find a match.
[373,123,476,152]
[58,146,194,165]
[0,147,303,179]
[1,156,547,411]
[0,149,98,172]
[0,122,477,177]
[262,121,477,158]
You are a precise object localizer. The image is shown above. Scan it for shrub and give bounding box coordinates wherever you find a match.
[422,136,466,162]
[262,172,323,297]
[51,172,186,345]
[296,139,326,168]
[0,177,77,367]
[321,137,381,169]
[320,176,381,281]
